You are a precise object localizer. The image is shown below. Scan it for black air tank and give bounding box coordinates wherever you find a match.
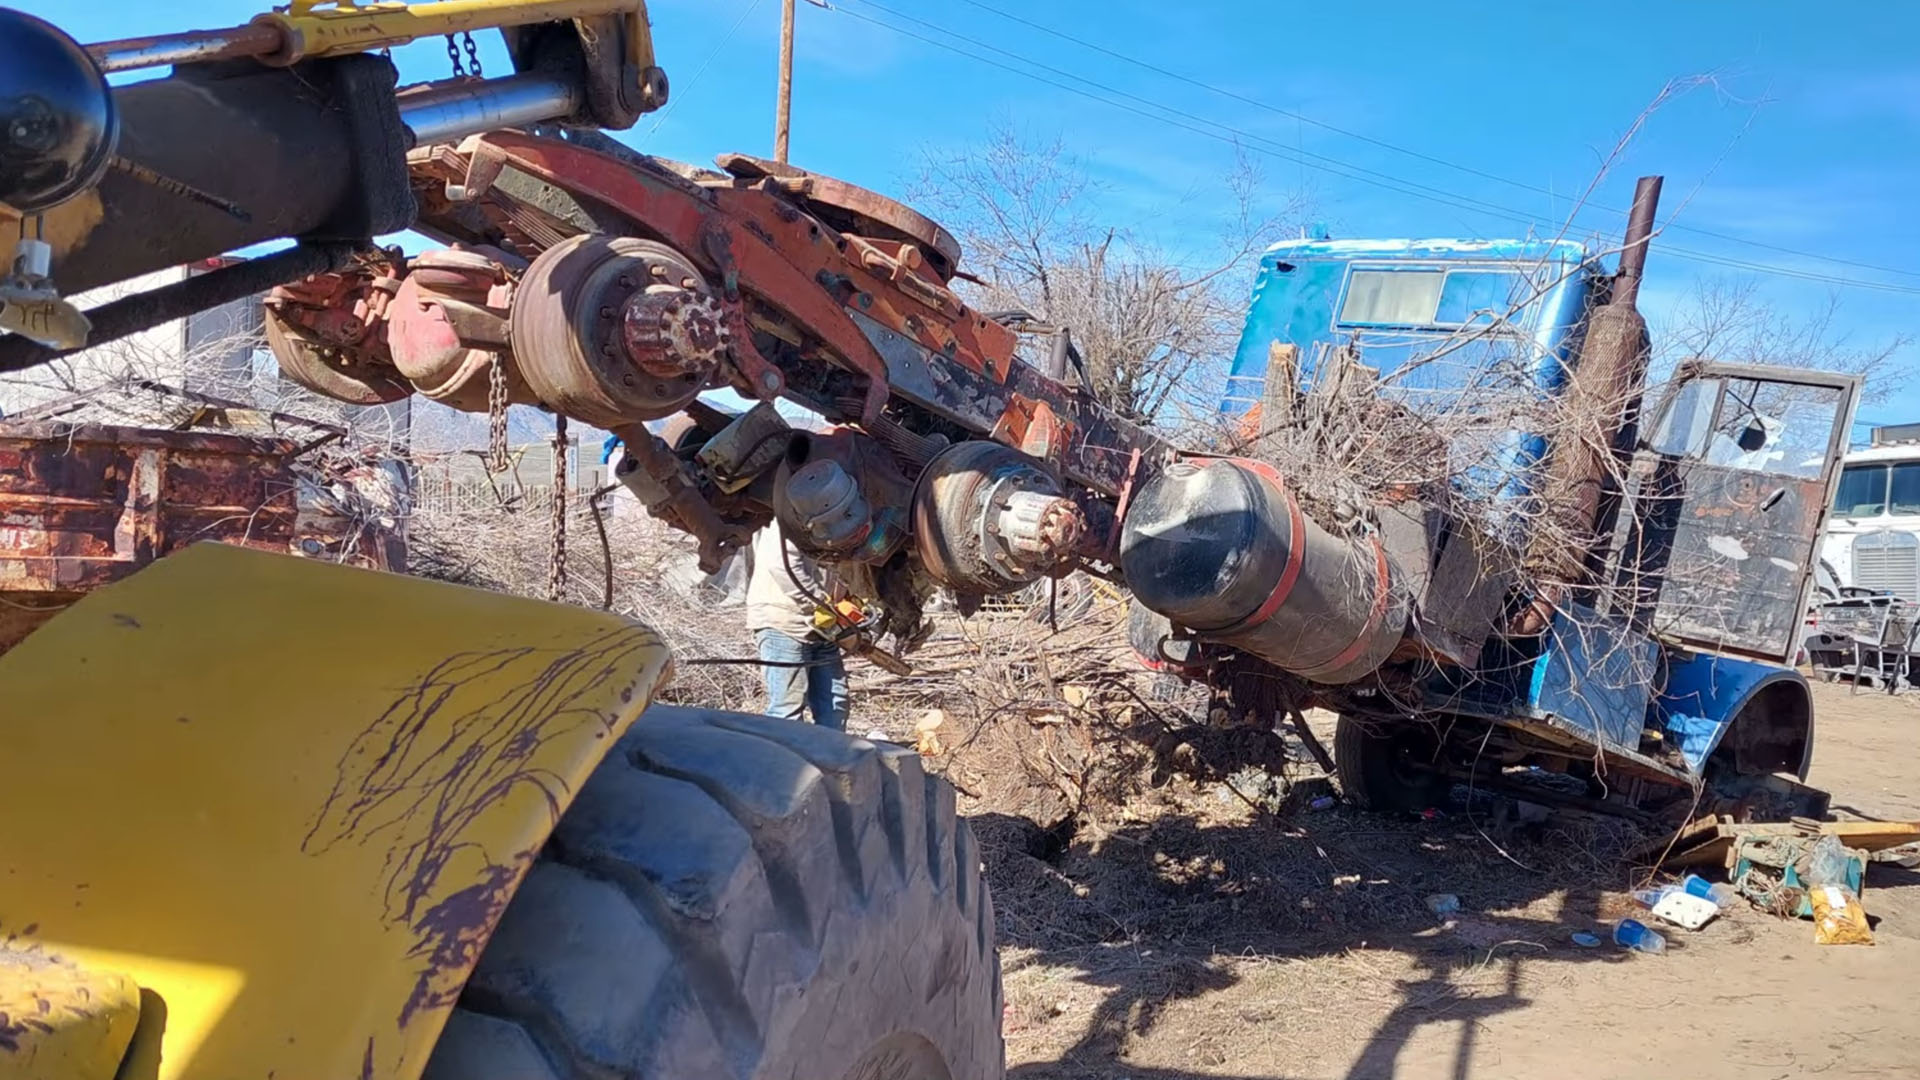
[1118,458,1408,684]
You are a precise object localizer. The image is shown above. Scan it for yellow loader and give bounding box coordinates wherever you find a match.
[0,4,1001,1078]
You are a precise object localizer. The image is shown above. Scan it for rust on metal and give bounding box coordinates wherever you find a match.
[510,233,720,425]
[393,134,1045,427]
[264,255,411,405]
[714,152,963,281]
[443,133,905,419]
[690,219,788,402]
[998,490,1087,567]
[1525,175,1664,596]
[1101,446,1145,560]
[387,250,532,412]
[0,421,404,653]
[611,423,758,571]
[86,22,286,72]
[622,286,730,378]
[252,128,1168,606]
[990,394,1075,465]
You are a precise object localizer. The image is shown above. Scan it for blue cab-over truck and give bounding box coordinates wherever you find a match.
[1124,178,1856,822]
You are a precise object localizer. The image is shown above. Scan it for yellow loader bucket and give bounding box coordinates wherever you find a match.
[0,544,672,1080]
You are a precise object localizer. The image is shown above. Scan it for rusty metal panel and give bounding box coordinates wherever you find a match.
[1614,364,1859,663]
[0,423,300,592]
[0,421,405,652]
[1622,458,1828,661]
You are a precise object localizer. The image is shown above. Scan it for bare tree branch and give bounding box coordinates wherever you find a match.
[912,123,1308,425]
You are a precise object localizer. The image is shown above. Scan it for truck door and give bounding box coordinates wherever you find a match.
[1616,363,1859,663]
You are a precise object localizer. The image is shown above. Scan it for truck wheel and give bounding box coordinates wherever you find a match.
[422,705,1004,1080]
[1333,714,1449,814]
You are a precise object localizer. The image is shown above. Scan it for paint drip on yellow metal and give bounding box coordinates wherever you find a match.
[0,543,673,1080]
[0,936,141,1080]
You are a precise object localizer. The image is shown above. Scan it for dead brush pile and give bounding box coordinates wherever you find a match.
[410,494,762,709]
[856,587,1651,961]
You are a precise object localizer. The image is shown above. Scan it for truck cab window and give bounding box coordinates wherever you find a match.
[1649,377,1718,457]
[1703,378,1840,478]
[1339,267,1526,330]
[1434,270,1522,327]
[1890,463,1920,515]
[1339,269,1444,326]
[1833,464,1889,516]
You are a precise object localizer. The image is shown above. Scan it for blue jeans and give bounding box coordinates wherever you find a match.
[756,628,849,730]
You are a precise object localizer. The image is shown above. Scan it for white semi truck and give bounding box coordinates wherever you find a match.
[1821,423,1920,602]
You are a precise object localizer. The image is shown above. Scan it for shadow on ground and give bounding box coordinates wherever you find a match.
[972,802,1651,1080]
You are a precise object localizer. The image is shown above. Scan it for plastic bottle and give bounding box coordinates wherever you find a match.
[1634,876,1737,913]
[1613,918,1667,955]
[1631,885,1677,909]
[1680,873,1738,911]
[1802,835,1853,887]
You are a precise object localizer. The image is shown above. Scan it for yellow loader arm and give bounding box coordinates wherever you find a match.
[0,545,672,1080]
[89,0,658,72]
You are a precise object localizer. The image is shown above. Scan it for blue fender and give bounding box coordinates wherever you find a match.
[1651,651,1813,778]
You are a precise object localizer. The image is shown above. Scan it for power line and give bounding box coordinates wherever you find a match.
[1651,245,1920,294]
[643,0,768,139]
[947,0,1920,283]
[864,0,1917,293]
[832,0,1920,295]
[832,6,1596,240]
[837,1,1563,224]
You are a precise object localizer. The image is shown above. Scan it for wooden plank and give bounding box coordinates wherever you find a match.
[1721,820,1920,852]
[1661,836,1736,870]
[1649,819,1920,868]
[1632,813,1729,866]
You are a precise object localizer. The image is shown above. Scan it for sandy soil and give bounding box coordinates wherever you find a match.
[964,680,1920,1080]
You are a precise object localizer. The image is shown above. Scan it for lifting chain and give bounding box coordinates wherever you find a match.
[444,32,482,78]
[462,31,484,79]
[484,355,510,473]
[549,415,569,602]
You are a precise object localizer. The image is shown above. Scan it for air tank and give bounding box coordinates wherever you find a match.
[1118,457,1408,684]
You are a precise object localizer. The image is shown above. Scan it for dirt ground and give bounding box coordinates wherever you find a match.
[942,678,1920,1080]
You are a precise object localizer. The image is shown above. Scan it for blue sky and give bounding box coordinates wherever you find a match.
[32,0,1920,430]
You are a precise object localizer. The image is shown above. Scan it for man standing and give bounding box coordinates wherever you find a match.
[746,524,850,729]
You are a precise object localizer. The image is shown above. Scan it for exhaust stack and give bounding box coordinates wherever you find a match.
[1526,175,1664,591]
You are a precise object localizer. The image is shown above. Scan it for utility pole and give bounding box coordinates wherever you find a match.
[774,0,795,163]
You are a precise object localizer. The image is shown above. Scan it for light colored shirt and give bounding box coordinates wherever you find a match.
[746,526,831,637]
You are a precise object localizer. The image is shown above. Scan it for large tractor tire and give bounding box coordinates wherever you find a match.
[423,705,1004,1080]
[1333,714,1449,814]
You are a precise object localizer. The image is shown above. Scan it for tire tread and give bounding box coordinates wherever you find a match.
[423,706,999,1080]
